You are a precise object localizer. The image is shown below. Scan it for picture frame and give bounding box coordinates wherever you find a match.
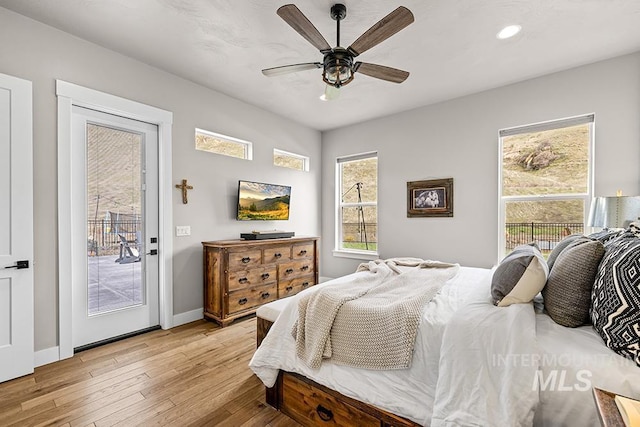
[407,178,453,217]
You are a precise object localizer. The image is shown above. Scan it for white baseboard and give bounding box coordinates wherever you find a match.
[173,308,203,327]
[35,346,60,367]
[34,311,204,367]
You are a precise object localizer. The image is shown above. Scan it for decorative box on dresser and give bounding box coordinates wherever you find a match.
[202,236,319,327]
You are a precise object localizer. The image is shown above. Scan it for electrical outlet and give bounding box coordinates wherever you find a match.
[176,225,191,236]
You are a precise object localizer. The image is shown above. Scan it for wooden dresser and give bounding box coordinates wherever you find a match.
[202,236,319,327]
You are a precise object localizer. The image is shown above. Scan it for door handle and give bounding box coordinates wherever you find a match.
[146,249,158,255]
[4,260,29,269]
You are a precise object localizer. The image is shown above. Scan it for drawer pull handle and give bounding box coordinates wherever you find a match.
[301,265,309,271]
[285,268,294,274]
[302,282,310,288]
[316,404,333,422]
[241,257,251,263]
[299,249,307,255]
[261,292,270,299]
[238,297,248,305]
[285,285,293,292]
[274,253,282,259]
[261,273,270,280]
[238,277,248,284]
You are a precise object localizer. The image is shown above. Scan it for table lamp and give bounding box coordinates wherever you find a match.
[587,195,640,229]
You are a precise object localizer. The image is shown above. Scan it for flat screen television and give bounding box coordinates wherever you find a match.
[237,180,291,221]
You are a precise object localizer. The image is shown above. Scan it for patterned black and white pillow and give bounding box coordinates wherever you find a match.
[591,235,640,366]
[588,228,625,246]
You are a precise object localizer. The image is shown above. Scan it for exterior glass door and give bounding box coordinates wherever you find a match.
[72,106,159,348]
[87,123,144,314]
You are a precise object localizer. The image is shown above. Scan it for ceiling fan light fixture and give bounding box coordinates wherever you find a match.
[322,49,354,88]
[320,84,340,101]
[497,24,522,40]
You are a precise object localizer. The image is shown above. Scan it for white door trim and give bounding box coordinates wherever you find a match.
[56,80,173,360]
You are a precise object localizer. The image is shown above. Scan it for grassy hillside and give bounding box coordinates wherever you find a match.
[502,124,589,223]
[87,124,142,221]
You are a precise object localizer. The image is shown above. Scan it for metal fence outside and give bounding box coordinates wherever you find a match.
[342,222,378,245]
[506,222,584,252]
[87,219,141,256]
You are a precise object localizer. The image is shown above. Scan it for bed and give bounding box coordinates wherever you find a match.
[250,250,640,426]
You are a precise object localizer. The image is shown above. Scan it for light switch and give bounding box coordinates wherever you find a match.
[176,225,191,236]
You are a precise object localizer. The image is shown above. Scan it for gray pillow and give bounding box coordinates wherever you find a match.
[492,243,548,307]
[542,238,604,327]
[547,233,583,272]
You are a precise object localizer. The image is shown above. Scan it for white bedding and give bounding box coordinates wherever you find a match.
[249,265,640,426]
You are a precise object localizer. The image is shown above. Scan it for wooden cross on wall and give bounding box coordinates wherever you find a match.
[175,179,193,204]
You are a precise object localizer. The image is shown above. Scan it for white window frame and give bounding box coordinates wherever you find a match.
[334,151,379,260]
[497,113,595,261]
[195,128,253,160]
[273,148,309,171]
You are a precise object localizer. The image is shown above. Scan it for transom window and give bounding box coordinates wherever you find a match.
[195,128,252,160]
[499,114,594,258]
[335,152,378,257]
[273,149,309,171]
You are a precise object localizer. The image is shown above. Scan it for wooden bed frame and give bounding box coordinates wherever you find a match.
[257,317,421,427]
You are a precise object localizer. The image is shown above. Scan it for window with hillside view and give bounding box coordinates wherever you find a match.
[195,128,252,160]
[273,149,309,171]
[499,114,594,258]
[336,153,378,255]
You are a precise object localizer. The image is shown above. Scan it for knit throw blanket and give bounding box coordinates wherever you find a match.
[292,258,459,370]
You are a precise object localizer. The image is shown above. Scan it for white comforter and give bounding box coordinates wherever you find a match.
[249,265,640,426]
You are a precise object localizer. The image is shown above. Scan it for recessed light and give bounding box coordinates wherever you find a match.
[497,24,521,40]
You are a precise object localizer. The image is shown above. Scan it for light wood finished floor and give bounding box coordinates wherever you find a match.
[0,318,300,426]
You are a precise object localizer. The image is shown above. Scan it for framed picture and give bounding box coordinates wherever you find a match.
[407,178,453,217]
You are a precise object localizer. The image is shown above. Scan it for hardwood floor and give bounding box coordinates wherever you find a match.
[0,318,300,426]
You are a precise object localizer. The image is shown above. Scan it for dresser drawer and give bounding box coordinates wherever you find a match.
[228,265,277,292]
[228,283,277,314]
[227,249,262,269]
[292,242,315,260]
[263,245,292,264]
[279,260,315,281]
[279,275,315,298]
[281,373,379,427]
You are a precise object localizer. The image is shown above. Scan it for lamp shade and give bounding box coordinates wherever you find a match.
[587,196,640,228]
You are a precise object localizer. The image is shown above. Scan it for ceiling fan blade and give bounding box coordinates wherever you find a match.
[262,62,322,77]
[277,4,332,53]
[347,6,414,57]
[354,62,409,83]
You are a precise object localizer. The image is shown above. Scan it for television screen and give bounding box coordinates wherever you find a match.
[237,180,291,220]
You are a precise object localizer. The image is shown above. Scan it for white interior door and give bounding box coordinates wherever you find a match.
[0,73,34,382]
[71,106,159,349]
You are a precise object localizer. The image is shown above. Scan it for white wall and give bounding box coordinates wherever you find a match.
[321,52,640,278]
[0,7,322,351]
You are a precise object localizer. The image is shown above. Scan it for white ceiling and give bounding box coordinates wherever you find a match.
[1,0,640,131]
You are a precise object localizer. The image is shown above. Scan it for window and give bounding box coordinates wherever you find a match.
[499,114,594,258]
[195,128,252,160]
[335,152,378,257]
[273,149,309,171]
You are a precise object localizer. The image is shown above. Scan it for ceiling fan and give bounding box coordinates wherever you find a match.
[262,4,414,97]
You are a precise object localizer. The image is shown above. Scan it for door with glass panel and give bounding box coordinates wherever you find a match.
[72,106,159,349]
